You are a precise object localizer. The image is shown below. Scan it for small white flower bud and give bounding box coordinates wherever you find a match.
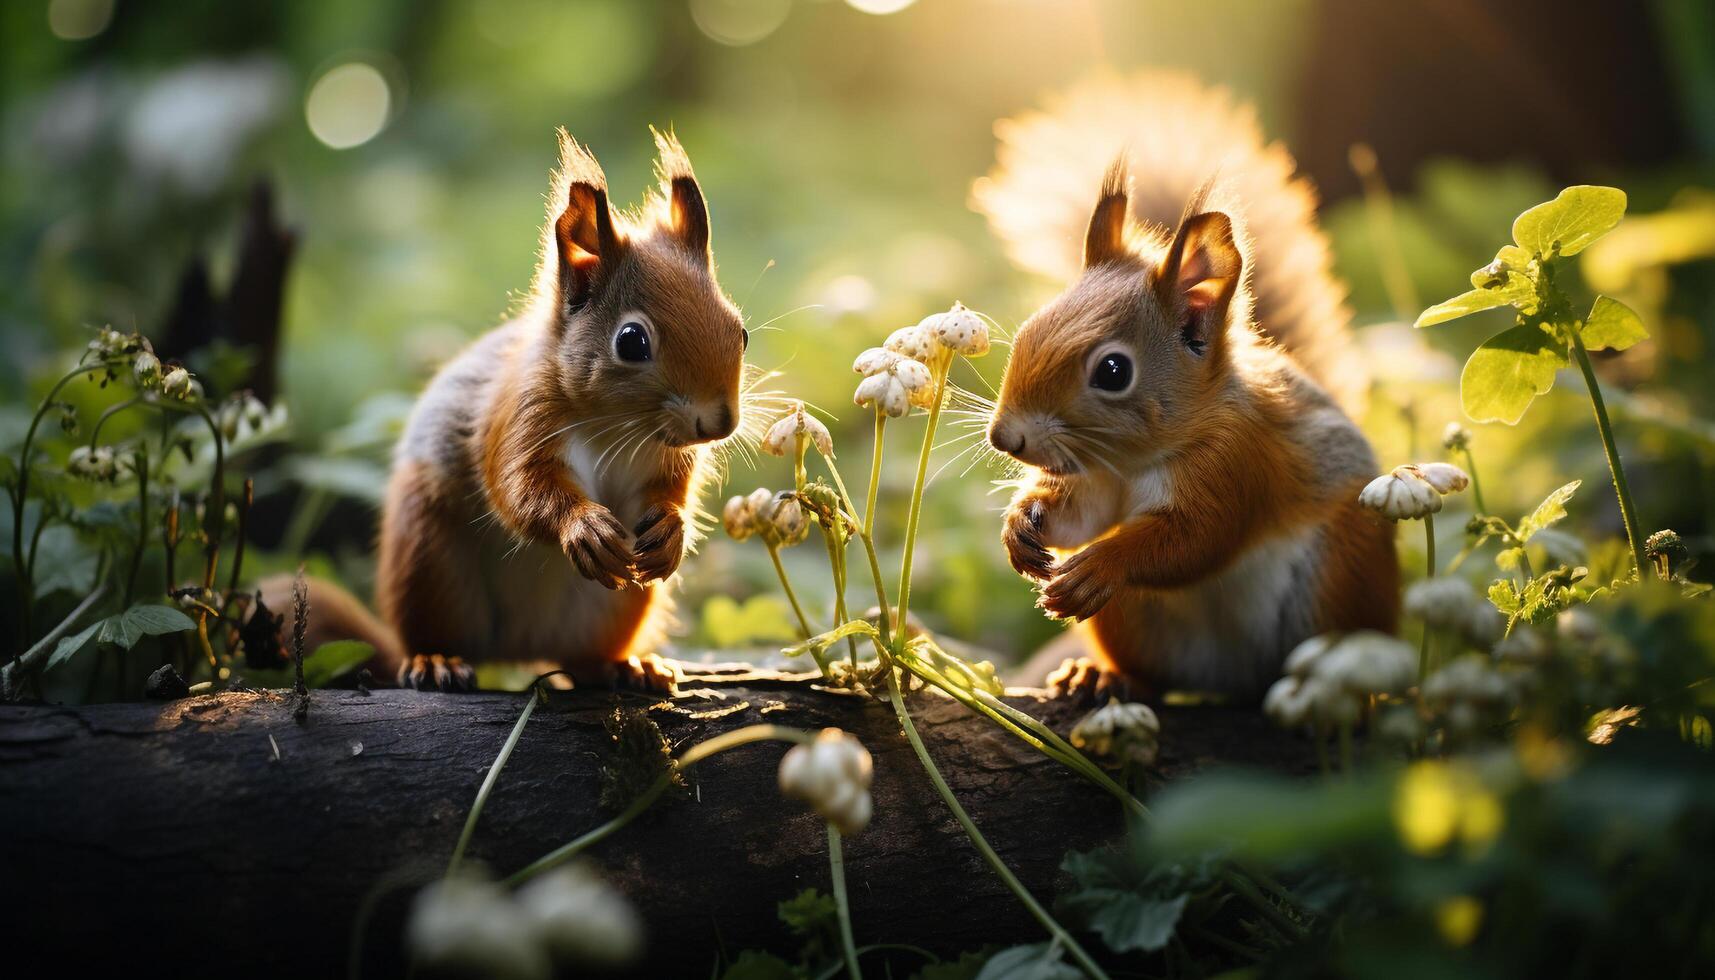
[765,492,810,546]
[722,495,757,541]
[1407,462,1471,495]
[1269,631,1414,730]
[1359,467,1442,521]
[854,372,910,418]
[778,728,874,835]
[1441,422,1470,452]
[761,402,833,457]
[161,366,194,400]
[1070,697,1161,767]
[926,302,990,357]
[67,445,118,482]
[884,324,941,362]
[515,864,644,970]
[852,347,901,376]
[1422,656,1516,737]
[1406,577,1502,647]
[133,350,162,388]
[406,876,550,980]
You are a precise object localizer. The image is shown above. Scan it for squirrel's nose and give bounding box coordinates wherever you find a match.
[693,403,736,442]
[989,420,1027,458]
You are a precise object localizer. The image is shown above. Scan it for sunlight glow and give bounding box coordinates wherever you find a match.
[845,0,918,14]
[47,0,114,40]
[305,62,391,150]
[690,0,791,47]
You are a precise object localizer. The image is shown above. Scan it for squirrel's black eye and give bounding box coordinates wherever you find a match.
[1090,352,1133,393]
[740,327,749,351]
[614,322,652,363]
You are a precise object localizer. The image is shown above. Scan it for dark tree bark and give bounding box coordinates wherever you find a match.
[0,666,1315,977]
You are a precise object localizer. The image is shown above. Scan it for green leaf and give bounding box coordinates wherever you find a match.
[1512,185,1626,258]
[1488,580,1522,617]
[99,604,196,649]
[1460,322,1567,424]
[719,950,798,980]
[46,620,104,671]
[973,944,1081,980]
[1580,296,1648,351]
[1495,547,1525,573]
[1517,480,1581,542]
[302,640,374,688]
[1415,287,1514,328]
[701,595,797,648]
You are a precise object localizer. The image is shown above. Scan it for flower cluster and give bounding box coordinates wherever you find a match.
[216,391,278,442]
[852,347,933,417]
[66,445,120,482]
[1359,462,1470,520]
[722,488,810,547]
[777,728,874,835]
[1264,631,1416,729]
[406,865,643,979]
[1070,697,1161,768]
[1405,577,1503,648]
[761,401,833,458]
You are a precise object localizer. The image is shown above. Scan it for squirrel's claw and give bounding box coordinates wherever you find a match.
[1040,550,1117,621]
[562,506,637,590]
[1003,500,1054,580]
[398,653,476,693]
[632,506,685,583]
[607,652,680,696]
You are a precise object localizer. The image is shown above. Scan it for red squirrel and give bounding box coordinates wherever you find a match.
[272,129,749,692]
[973,73,1399,700]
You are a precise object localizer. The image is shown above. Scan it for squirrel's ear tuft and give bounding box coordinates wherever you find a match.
[653,127,711,261]
[552,131,622,314]
[1083,156,1132,268]
[1158,211,1242,358]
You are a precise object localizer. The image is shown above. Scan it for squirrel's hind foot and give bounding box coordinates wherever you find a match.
[1046,656,1130,704]
[398,653,477,692]
[606,653,680,697]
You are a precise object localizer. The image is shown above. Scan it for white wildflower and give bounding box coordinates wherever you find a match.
[925,302,990,357]
[1406,577,1503,648]
[1422,656,1515,737]
[1070,697,1160,768]
[761,402,833,457]
[778,728,874,835]
[1359,466,1442,520]
[853,346,934,417]
[1441,422,1470,452]
[515,865,644,970]
[405,876,550,980]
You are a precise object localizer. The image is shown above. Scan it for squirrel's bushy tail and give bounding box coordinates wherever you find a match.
[972,72,1366,413]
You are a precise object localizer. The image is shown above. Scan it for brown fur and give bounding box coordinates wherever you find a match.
[986,82,1398,699]
[309,129,749,689]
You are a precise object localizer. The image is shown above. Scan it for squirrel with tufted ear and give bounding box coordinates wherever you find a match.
[975,74,1399,702]
[268,129,753,693]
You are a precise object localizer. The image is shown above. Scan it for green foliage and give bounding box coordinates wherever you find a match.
[971,944,1081,980]
[1510,186,1628,259]
[700,594,799,648]
[46,602,195,670]
[1055,849,1210,954]
[238,640,374,689]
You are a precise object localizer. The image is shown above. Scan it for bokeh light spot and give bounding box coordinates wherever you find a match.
[845,0,917,14]
[690,0,791,47]
[305,62,391,150]
[47,0,114,40]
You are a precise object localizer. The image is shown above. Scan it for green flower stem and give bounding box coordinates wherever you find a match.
[894,362,949,655]
[1461,448,1488,515]
[820,527,858,669]
[11,361,113,644]
[506,724,813,886]
[1570,332,1647,577]
[1419,513,1435,680]
[448,683,548,876]
[768,542,816,641]
[828,823,863,980]
[825,439,892,648]
[883,667,1111,980]
[0,582,109,700]
[124,451,148,605]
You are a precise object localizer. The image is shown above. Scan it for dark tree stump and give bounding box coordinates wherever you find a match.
[0,665,1313,977]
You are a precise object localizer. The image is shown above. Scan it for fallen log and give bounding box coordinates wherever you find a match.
[0,665,1315,977]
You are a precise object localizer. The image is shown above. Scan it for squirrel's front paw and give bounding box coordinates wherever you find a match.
[1003,498,1054,580]
[632,506,685,583]
[1040,549,1119,621]
[1046,656,1129,703]
[398,653,476,692]
[561,506,636,590]
[608,652,680,695]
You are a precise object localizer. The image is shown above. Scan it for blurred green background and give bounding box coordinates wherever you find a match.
[3,0,1713,669]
